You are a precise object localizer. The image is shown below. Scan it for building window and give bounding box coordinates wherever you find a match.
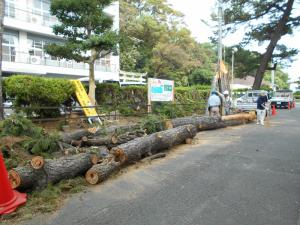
[32,0,51,25]
[2,33,18,62]
[5,0,15,18]
[28,38,58,62]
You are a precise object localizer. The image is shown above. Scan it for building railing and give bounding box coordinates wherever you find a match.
[5,5,58,28]
[119,70,147,85]
[2,51,117,73]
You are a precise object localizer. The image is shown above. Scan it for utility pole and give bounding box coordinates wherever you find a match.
[0,0,5,120]
[231,47,237,93]
[271,63,275,91]
[217,0,223,93]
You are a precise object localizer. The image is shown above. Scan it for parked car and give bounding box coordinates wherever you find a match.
[234,90,271,116]
[3,100,13,118]
[270,90,294,109]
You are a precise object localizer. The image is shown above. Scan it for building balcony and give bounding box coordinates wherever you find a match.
[4,7,59,37]
[2,51,117,77]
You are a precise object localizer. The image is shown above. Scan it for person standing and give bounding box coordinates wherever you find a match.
[223,90,233,115]
[208,91,221,117]
[256,91,268,125]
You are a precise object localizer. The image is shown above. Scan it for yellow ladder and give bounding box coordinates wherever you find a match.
[71,80,101,124]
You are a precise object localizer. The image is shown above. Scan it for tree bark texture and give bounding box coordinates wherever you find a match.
[253,0,295,89]
[111,125,197,164]
[9,153,96,190]
[94,124,140,136]
[88,61,96,105]
[62,129,94,144]
[9,166,45,190]
[222,112,256,122]
[85,161,120,185]
[165,116,224,131]
[83,130,145,148]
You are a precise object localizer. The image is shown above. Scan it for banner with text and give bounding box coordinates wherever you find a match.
[148,78,174,102]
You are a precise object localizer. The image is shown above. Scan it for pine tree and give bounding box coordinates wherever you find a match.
[46,0,118,104]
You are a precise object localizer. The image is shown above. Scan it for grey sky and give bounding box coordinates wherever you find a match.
[167,0,300,82]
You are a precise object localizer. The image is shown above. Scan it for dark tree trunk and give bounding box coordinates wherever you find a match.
[62,129,94,144]
[9,166,45,190]
[111,125,197,164]
[94,124,140,136]
[165,116,224,131]
[9,153,96,190]
[83,130,145,148]
[0,0,5,120]
[41,153,96,186]
[85,161,120,185]
[253,0,295,89]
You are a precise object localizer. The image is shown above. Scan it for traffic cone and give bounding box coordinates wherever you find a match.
[272,104,276,116]
[0,152,26,215]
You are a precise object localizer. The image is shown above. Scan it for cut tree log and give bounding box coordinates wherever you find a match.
[222,112,256,122]
[94,124,140,136]
[111,124,197,164]
[9,166,45,190]
[85,161,121,185]
[40,153,98,186]
[82,130,146,148]
[62,129,94,144]
[10,153,97,190]
[165,116,225,131]
[30,156,45,170]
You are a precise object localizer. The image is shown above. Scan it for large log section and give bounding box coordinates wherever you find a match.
[165,116,225,131]
[165,113,256,131]
[9,153,97,190]
[111,124,197,164]
[85,161,121,185]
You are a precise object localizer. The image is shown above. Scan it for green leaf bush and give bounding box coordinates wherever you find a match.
[96,84,209,118]
[4,75,75,118]
[141,115,164,134]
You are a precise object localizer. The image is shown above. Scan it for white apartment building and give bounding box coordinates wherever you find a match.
[2,0,120,81]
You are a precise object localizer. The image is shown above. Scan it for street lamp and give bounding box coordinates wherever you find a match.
[231,47,238,91]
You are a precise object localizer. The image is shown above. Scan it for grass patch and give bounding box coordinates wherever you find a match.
[0,177,87,225]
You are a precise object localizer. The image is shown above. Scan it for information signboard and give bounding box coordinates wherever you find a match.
[148,78,174,102]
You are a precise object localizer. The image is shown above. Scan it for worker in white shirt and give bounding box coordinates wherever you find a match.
[223,90,233,115]
[208,91,221,117]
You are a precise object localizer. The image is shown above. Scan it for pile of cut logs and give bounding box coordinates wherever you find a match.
[9,113,256,190]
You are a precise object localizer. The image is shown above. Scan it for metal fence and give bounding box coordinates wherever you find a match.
[2,101,208,125]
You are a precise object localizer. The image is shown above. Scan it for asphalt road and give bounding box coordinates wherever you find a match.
[24,106,300,225]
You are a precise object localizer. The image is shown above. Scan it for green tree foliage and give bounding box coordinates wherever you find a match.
[46,0,118,103]
[224,46,261,78]
[4,75,75,117]
[222,0,300,89]
[120,0,216,86]
[263,68,289,90]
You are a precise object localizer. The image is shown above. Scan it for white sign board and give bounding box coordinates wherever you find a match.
[148,78,174,102]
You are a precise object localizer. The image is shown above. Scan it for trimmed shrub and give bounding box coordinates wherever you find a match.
[4,75,75,117]
[141,114,164,134]
[0,114,42,137]
[95,83,210,118]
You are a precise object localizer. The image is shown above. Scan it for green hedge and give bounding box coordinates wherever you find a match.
[96,84,210,118]
[4,75,75,117]
[3,76,209,119]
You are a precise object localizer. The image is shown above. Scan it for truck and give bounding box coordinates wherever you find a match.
[234,90,271,116]
[270,90,294,109]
